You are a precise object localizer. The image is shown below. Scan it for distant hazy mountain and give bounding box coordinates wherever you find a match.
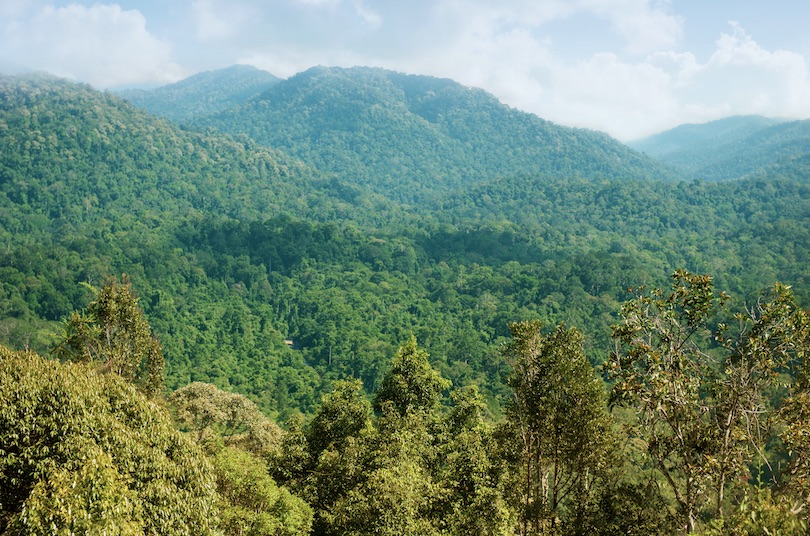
[195,66,677,202]
[116,65,280,123]
[629,116,784,156]
[627,115,810,181]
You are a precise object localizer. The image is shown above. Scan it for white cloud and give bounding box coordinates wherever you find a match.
[293,0,341,5]
[429,0,681,53]
[0,0,37,19]
[191,0,256,42]
[402,5,810,139]
[0,3,185,87]
[378,0,685,138]
[1,1,808,138]
[669,23,810,122]
[584,0,682,53]
[350,0,381,28]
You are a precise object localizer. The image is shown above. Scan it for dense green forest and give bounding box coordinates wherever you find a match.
[2,69,810,533]
[192,66,681,202]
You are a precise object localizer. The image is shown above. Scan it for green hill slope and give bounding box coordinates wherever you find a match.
[629,115,784,157]
[197,66,678,202]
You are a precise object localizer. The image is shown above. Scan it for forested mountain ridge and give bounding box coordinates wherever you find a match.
[629,115,810,181]
[0,72,322,224]
[629,115,785,157]
[116,64,281,123]
[195,66,679,202]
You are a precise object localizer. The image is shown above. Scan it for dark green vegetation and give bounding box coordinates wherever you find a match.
[1,68,810,533]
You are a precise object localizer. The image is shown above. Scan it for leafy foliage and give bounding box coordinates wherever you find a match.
[213,445,313,536]
[374,336,451,415]
[170,381,283,457]
[0,346,218,534]
[607,271,809,532]
[52,275,165,396]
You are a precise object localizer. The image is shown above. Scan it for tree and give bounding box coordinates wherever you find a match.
[0,346,217,534]
[323,397,443,536]
[52,275,164,397]
[373,335,450,416]
[779,306,810,523]
[607,270,808,533]
[300,338,452,536]
[303,380,375,535]
[503,320,615,535]
[168,382,313,535]
[308,379,372,457]
[169,381,282,457]
[213,446,313,536]
[435,386,514,535]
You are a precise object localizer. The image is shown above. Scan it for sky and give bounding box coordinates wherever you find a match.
[2,1,810,140]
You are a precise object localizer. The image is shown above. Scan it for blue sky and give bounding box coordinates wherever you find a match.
[2,0,809,139]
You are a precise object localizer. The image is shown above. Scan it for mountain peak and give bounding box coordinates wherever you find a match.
[194,66,676,201]
[115,65,281,123]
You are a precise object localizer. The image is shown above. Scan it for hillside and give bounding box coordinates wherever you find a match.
[195,66,678,202]
[116,64,281,123]
[627,115,810,180]
[0,72,352,414]
[0,73,328,223]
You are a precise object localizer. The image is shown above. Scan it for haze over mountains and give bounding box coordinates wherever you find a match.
[629,115,810,181]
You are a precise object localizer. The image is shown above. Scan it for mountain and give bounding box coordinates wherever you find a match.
[2,70,809,536]
[627,115,810,181]
[0,72,396,228]
[116,65,281,123]
[629,115,784,157]
[194,66,679,202]
[695,119,810,180]
[1,72,808,422]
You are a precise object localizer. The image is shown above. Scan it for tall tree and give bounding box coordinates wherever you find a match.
[779,306,810,524]
[304,380,374,535]
[52,275,164,397]
[607,270,808,532]
[308,379,373,457]
[373,335,450,416]
[504,320,615,535]
[435,385,514,535]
